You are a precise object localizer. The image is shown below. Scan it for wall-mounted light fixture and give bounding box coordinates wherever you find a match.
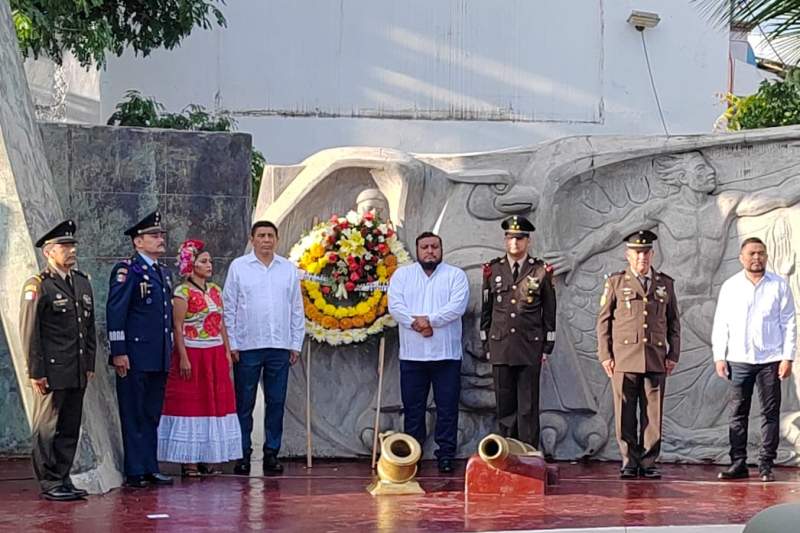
[627,10,660,32]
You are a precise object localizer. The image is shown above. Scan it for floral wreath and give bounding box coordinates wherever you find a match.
[289,209,411,345]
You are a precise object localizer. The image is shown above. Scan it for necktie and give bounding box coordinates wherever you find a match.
[639,276,648,293]
[66,274,74,291]
[512,262,520,282]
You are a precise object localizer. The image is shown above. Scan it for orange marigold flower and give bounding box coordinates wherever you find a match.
[352,317,365,328]
[340,318,353,330]
[384,254,397,267]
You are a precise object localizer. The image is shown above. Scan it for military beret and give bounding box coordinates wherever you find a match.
[35,219,77,248]
[124,210,165,237]
[501,215,535,236]
[624,229,657,249]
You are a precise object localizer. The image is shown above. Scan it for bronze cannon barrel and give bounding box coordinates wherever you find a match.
[376,432,422,484]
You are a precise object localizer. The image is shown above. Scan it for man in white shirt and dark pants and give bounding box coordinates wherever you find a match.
[223,221,305,475]
[388,232,470,473]
[712,237,796,482]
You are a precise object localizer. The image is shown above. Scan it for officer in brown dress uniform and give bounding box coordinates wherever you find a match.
[19,220,96,501]
[596,230,680,479]
[480,215,556,448]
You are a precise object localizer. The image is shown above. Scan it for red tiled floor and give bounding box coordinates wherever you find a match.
[0,458,798,532]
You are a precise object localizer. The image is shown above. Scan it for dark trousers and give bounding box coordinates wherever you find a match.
[117,370,167,476]
[493,363,542,447]
[31,387,85,491]
[234,348,290,457]
[399,359,461,460]
[728,362,782,466]
[611,371,665,469]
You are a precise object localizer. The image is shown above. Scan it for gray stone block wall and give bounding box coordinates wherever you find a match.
[0,123,252,455]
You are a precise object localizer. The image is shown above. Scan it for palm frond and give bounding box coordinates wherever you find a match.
[695,0,800,64]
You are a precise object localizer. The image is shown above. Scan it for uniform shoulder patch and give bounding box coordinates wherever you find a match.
[112,262,130,284]
[23,276,41,300]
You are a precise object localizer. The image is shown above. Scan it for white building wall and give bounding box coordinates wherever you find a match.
[88,0,734,164]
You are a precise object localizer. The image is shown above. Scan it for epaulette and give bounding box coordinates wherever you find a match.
[483,257,502,278]
[74,269,91,281]
[657,271,673,281]
[606,271,625,279]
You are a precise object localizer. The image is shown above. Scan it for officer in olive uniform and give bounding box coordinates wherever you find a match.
[480,215,557,448]
[19,220,96,501]
[106,211,174,487]
[596,230,681,479]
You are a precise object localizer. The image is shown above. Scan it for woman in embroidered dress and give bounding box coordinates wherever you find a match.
[157,239,242,476]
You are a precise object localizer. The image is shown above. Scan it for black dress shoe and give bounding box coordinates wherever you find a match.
[639,467,662,479]
[263,454,283,475]
[620,466,638,479]
[125,475,149,488]
[718,463,749,480]
[759,466,775,482]
[144,473,174,485]
[63,480,89,497]
[42,485,83,501]
[233,460,251,475]
[438,458,454,474]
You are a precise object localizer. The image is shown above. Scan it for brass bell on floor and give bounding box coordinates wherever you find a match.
[367,432,425,496]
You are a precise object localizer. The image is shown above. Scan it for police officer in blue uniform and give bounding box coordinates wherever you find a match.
[106,211,174,487]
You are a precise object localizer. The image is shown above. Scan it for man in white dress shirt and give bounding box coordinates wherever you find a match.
[712,237,796,482]
[223,221,305,475]
[388,232,470,473]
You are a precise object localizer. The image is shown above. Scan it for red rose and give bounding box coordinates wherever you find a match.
[328,253,338,262]
[377,243,389,255]
[350,272,360,282]
[209,286,222,307]
[203,312,222,336]
[387,229,395,237]
[345,281,356,292]
[321,286,331,295]
[187,290,208,313]
[184,325,199,338]
[363,211,375,221]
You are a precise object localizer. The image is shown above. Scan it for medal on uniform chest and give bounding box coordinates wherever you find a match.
[497,295,502,303]
[140,281,148,299]
[526,275,539,303]
[655,286,667,302]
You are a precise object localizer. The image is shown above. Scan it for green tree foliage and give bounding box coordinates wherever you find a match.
[108,91,265,205]
[719,70,800,130]
[11,0,226,68]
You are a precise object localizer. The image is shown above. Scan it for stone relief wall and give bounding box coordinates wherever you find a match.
[256,128,800,464]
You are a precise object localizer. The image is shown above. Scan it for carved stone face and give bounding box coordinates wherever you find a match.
[356,189,390,218]
[684,157,717,193]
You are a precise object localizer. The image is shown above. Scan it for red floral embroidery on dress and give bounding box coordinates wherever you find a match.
[187,289,208,313]
[185,325,199,338]
[203,312,222,336]
[209,285,223,307]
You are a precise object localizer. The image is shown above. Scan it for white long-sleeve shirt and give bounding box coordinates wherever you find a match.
[388,262,470,361]
[711,270,797,364]
[222,252,305,352]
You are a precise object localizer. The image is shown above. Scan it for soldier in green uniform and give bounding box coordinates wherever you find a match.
[19,220,96,501]
[596,230,681,479]
[480,215,556,449]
